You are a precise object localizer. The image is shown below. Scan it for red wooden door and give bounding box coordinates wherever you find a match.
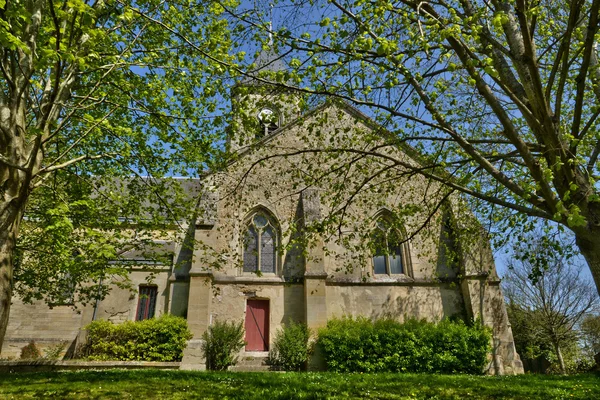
[245,299,269,351]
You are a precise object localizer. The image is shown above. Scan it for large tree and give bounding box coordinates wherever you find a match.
[0,0,233,350]
[217,0,600,293]
[503,235,599,373]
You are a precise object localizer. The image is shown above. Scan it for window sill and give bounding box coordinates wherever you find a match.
[213,274,285,284]
[369,274,414,283]
[325,276,466,286]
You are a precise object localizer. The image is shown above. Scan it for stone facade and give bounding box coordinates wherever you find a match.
[2,261,174,359]
[188,80,521,373]
[2,63,523,374]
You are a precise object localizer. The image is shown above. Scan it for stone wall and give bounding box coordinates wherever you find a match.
[1,299,86,359]
[325,283,465,322]
[2,267,171,359]
[210,282,305,348]
[93,268,170,323]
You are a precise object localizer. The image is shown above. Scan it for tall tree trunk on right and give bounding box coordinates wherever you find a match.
[576,232,600,296]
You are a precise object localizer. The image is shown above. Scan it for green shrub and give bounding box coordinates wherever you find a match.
[202,320,246,371]
[318,317,490,374]
[44,342,67,360]
[269,321,312,371]
[84,314,192,361]
[20,341,42,360]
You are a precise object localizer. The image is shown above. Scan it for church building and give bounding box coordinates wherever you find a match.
[2,50,523,374]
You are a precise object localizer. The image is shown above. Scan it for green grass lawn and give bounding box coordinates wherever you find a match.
[0,370,598,399]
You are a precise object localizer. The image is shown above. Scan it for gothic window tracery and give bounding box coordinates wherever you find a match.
[243,210,278,273]
[371,214,410,276]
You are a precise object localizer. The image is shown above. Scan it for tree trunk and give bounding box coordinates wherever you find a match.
[0,219,20,354]
[575,232,600,296]
[553,341,566,374]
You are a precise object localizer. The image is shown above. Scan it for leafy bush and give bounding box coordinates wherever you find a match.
[84,314,192,361]
[202,320,246,371]
[20,341,42,360]
[269,321,312,371]
[318,317,490,374]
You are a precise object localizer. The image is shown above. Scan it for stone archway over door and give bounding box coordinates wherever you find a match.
[245,299,269,351]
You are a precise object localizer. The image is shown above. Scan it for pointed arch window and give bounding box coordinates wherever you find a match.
[371,215,409,276]
[243,211,278,273]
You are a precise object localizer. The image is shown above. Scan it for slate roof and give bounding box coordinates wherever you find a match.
[241,47,286,84]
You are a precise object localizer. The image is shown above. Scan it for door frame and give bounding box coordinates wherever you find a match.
[244,298,270,351]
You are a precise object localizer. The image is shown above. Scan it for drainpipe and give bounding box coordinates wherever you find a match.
[92,277,103,321]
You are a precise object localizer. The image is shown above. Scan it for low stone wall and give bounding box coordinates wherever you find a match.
[0,360,180,373]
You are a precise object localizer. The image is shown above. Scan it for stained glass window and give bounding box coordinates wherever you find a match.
[243,211,278,274]
[136,286,158,321]
[243,226,259,272]
[261,226,276,273]
[254,214,268,228]
[389,252,403,274]
[372,216,405,275]
[257,108,280,137]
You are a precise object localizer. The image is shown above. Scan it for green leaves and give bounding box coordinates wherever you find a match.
[220,0,600,292]
[270,321,313,371]
[376,39,397,56]
[318,317,490,374]
[202,320,246,371]
[492,11,509,32]
[3,0,241,309]
[85,315,193,361]
[0,18,29,51]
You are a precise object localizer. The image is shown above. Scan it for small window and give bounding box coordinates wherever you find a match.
[257,108,280,137]
[372,216,407,275]
[136,286,158,320]
[243,211,278,274]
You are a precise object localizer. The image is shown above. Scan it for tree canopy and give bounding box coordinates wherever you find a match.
[0,0,234,349]
[217,0,600,293]
[4,0,600,354]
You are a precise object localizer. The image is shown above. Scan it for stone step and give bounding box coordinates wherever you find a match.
[235,357,268,366]
[229,364,271,372]
[229,355,272,372]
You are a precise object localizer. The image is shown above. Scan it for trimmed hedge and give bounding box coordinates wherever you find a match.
[84,314,192,361]
[318,317,490,374]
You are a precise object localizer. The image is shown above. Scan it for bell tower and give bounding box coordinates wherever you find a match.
[229,48,302,152]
